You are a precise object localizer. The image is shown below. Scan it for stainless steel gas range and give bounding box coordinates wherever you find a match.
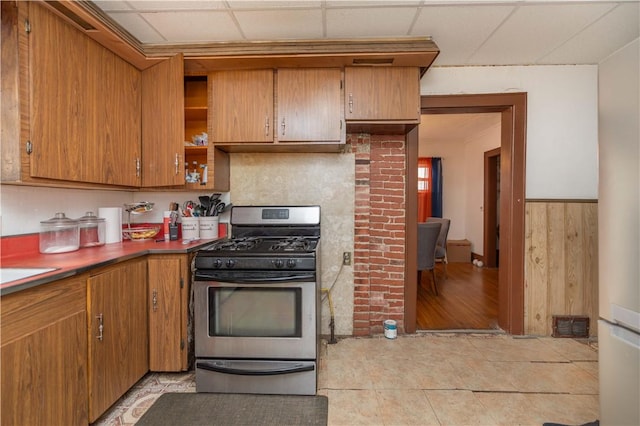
[193,205,321,395]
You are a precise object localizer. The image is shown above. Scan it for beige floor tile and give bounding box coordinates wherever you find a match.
[574,360,599,378]
[448,358,519,392]
[525,393,600,425]
[326,356,376,389]
[508,362,599,394]
[368,357,463,390]
[376,390,440,425]
[537,337,599,361]
[425,389,499,425]
[411,333,487,362]
[468,335,570,362]
[472,392,539,426]
[327,389,384,425]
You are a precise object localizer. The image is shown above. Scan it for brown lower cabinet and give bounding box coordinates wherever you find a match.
[87,258,148,423]
[148,254,192,372]
[1,275,89,426]
[0,254,191,425]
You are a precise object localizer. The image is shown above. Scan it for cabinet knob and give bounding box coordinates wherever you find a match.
[348,93,354,114]
[281,117,286,136]
[174,153,180,175]
[135,158,141,178]
[265,116,270,136]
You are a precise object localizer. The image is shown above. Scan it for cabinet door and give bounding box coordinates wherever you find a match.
[87,41,141,186]
[141,54,185,187]
[344,67,420,121]
[87,259,148,423]
[277,68,343,142]
[148,255,190,372]
[29,3,141,186]
[210,70,274,143]
[1,276,88,426]
[29,3,88,182]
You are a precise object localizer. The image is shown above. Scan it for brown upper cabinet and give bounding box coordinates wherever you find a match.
[277,68,343,143]
[28,3,141,187]
[209,68,344,151]
[209,69,274,143]
[141,54,185,187]
[344,67,421,122]
[2,2,229,190]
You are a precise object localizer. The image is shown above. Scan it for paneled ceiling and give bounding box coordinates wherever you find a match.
[92,0,639,67]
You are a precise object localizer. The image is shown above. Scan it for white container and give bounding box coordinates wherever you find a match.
[98,207,123,244]
[199,216,219,239]
[181,217,199,240]
[383,319,397,339]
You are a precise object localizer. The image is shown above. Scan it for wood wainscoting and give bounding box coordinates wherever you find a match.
[524,200,598,336]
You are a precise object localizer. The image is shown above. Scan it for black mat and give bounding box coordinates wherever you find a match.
[136,393,328,426]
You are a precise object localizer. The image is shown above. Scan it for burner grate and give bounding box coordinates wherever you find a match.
[209,237,262,251]
[270,237,311,252]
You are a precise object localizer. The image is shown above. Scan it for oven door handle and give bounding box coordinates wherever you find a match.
[195,273,316,283]
[197,361,314,376]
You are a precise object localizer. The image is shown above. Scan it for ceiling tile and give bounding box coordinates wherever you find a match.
[142,11,244,43]
[411,5,515,66]
[468,3,617,65]
[235,9,324,40]
[92,1,133,12]
[326,7,418,38]
[326,0,422,6]
[227,1,322,8]
[538,2,640,64]
[107,13,166,43]
[125,1,228,11]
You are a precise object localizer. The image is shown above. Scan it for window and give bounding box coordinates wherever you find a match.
[418,158,431,192]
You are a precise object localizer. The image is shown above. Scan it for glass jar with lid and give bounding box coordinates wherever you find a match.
[77,211,106,248]
[39,213,80,254]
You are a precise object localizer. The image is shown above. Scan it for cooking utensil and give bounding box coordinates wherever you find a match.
[213,202,225,216]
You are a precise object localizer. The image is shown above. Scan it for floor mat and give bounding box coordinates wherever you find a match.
[136,392,328,426]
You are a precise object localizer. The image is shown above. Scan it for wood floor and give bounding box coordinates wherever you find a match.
[417,262,499,330]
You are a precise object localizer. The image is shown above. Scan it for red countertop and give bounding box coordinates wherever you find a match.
[0,232,222,296]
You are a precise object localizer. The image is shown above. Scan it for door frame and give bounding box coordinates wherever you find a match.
[405,92,527,335]
[484,147,501,268]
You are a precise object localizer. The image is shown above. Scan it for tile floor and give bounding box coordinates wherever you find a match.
[93,333,599,426]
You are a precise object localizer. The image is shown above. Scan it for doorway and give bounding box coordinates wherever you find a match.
[405,93,527,335]
[415,115,501,330]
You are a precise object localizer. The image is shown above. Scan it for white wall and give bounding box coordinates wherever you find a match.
[464,123,501,255]
[421,65,599,200]
[0,185,230,236]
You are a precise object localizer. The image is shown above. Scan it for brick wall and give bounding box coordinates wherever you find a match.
[350,133,407,336]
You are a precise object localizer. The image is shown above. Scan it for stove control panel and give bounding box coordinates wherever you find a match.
[195,256,315,271]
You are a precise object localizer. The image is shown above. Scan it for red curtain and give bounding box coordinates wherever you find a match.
[418,157,432,222]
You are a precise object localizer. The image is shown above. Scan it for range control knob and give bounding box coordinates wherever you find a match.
[213,259,223,269]
[273,259,285,269]
[225,259,236,268]
[286,259,297,268]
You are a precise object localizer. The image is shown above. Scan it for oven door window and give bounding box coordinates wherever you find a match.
[209,287,302,337]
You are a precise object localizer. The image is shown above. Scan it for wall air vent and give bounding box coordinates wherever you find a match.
[352,58,394,65]
[552,315,590,338]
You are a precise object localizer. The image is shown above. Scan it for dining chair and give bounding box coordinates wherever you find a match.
[417,222,442,295]
[426,217,451,279]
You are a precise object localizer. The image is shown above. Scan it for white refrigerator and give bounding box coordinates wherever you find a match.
[597,38,640,426]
